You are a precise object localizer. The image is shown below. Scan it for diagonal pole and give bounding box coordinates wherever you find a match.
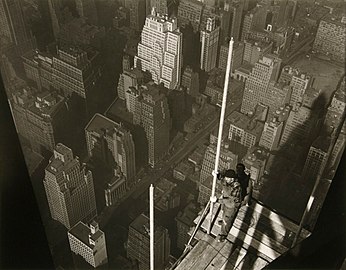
[208,37,234,234]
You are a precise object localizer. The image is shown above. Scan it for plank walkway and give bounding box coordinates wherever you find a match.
[175,201,311,270]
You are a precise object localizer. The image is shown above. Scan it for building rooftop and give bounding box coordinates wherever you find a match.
[228,111,264,136]
[85,113,119,134]
[312,136,331,152]
[175,202,200,226]
[69,221,104,248]
[130,213,167,237]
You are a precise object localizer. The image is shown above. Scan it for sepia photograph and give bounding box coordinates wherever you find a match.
[0,0,345,269]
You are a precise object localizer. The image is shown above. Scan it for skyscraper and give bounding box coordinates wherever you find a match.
[44,143,97,229]
[175,202,200,250]
[140,83,171,167]
[243,38,273,65]
[47,0,63,39]
[241,55,281,114]
[125,0,146,31]
[290,70,312,111]
[52,45,102,99]
[127,213,170,270]
[313,15,346,63]
[302,136,330,180]
[0,0,31,46]
[135,10,182,89]
[10,88,67,154]
[228,111,264,149]
[85,113,136,186]
[75,0,98,25]
[117,68,144,100]
[280,105,316,146]
[181,65,199,97]
[150,0,169,15]
[177,0,204,32]
[68,221,108,267]
[219,1,243,43]
[200,17,219,72]
[259,115,284,151]
[218,41,244,73]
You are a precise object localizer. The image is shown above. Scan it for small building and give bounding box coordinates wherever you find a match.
[68,221,108,268]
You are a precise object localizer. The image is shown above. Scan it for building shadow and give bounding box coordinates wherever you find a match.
[223,93,332,269]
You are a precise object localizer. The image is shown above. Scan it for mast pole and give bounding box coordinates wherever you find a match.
[208,37,234,234]
[150,184,154,270]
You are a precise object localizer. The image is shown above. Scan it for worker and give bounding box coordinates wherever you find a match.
[215,169,242,242]
[236,163,252,206]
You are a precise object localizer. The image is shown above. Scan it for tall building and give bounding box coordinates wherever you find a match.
[140,83,171,167]
[48,0,63,39]
[243,38,273,65]
[313,16,346,63]
[104,170,127,206]
[127,213,170,270]
[52,45,102,99]
[241,6,267,40]
[177,0,204,32]
[22,50,53,90]
[219,1,243,43]
[290,70,312,111]
[134,10,182,89]
[264,81,291,115]
[117,68,144,100]
[125,0,146,31]
[68,221,108,268]
[280,105,316,146]
[181,65,199,97]
[259,115,284,151]
[302,136,330,180]
[44,143,97,229]
[218,41,244,73]
[10,88,67,154]
[175,202,200,250]
[228,111,264,149]
[242,146,269,194]
[75,0,98,25]
[200,17,220,72]
[0,0,31,46]
[85,113,136,186]
[58,17,105,48]
[241,55,281,114]
[150,0,169,15]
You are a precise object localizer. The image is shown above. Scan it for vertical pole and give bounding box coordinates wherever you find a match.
[150,184,154,270]
[208,38,234,234]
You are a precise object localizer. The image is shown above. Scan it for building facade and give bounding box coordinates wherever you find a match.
[44,143,97,229]
[68,221,108,268]
[313,16,346,63]
[200,17,220,72]
[10,88,66,154]
[127,213,170,270]
[241,55,281,114]
[134,10,182,89]
[85,113,136,186]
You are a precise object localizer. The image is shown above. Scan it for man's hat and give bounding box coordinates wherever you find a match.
[224,169,236,178]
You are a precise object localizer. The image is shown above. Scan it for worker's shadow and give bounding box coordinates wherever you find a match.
[223,93,329,269]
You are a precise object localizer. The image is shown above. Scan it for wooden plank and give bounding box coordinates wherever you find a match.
[175,240,209,270]
[238,207,288,239]
[248,203,311,238]
[205,252,229,270]
[235,254,269,270]
[233,212,289,253]
[189,243,220,270]
[227,247,247,268]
